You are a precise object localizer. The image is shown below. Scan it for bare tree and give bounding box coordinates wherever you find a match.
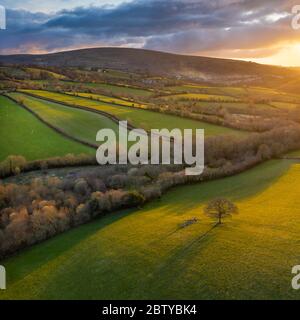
[204,198,238,225]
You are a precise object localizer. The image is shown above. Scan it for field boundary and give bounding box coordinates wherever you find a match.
[21,90,179,124]
[3,94,98,150]
[20,90,252,134]
[60,79,154,94]
[64,91,146,109]
[17,90,140,132]
[159,92,241,103]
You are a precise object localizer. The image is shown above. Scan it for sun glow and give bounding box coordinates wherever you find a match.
[250,43,300,66]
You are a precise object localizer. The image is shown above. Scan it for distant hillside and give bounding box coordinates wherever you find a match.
[277,78,300,95]
[0,47,299,86]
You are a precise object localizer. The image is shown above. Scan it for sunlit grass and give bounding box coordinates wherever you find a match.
[8,92,120,146]
[62,82,153,97]
[0,95,94,161]
[161,93,238,102]
[1,160,299,299]
[66,91,146,108]
[20,90,246,136]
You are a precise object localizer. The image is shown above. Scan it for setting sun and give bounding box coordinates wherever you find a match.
[251,43,300,66]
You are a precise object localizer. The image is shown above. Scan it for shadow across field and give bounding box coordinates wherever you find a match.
[1,208,135,285]
[155,159,293,217]
[0,158,297,299]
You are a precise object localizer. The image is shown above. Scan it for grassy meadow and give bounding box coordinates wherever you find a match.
[88,82,153,97]
[1,59,300,302]
[0,159,299,299]
[24,68,67,80]
[161,93,239,102]
[0,95,94,161]
[167,85,249,97]
[167,85,300,105]
[66,91,146,108]
[61,81,153,97]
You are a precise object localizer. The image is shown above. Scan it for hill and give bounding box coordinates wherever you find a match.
[1,47,299,86]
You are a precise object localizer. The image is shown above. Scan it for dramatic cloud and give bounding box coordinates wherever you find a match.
[0,1,122,13]
[0,0,299,65]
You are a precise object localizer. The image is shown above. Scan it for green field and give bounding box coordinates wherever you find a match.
[0,95,94,161]
[0,67,28,79]
[162,93,238,102]
[167,85,300,104]
[0,159,299,299]
[166,100,273,113]
[167,85,247,97]
[90,83,153,97]
[98,69,138,79]
[0,67,67,81]
[25,68,67,80]
[20,90,246,136]
[8,92,121,146]
[66,91,146,108]
[270,101,299,110]
[19,80,153,97]
[62,82,153,97]
[245,87,300,103]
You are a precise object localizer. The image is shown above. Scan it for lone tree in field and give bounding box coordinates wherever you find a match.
[204,198,238,225]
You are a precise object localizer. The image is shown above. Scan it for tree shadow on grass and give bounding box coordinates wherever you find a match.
[151,218,206,244]
[151,223,220,278]
[182,223,219,251]
[148,159,293,219]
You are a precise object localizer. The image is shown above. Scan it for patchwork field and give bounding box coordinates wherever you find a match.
[167,85,300,105]
[0,95,94,161]
[161,93,238,102]
[62,81,153,97]
[90,83,153,97]
[2,34,300,307]
[1,159,299,299]
[164,100,274,114]
[167,85,249,97]
[66,91,146,108]
[2,57,300,302]
[8,92,121,147]
[19,90,246,136]
[245,87,300,104]
[97,69,139,79]
[270,101,299,110]
[24,68,67,80]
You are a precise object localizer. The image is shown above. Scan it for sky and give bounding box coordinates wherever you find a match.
[0,0,300,66]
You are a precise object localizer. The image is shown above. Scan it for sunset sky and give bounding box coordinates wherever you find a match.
[0,0,300,66]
